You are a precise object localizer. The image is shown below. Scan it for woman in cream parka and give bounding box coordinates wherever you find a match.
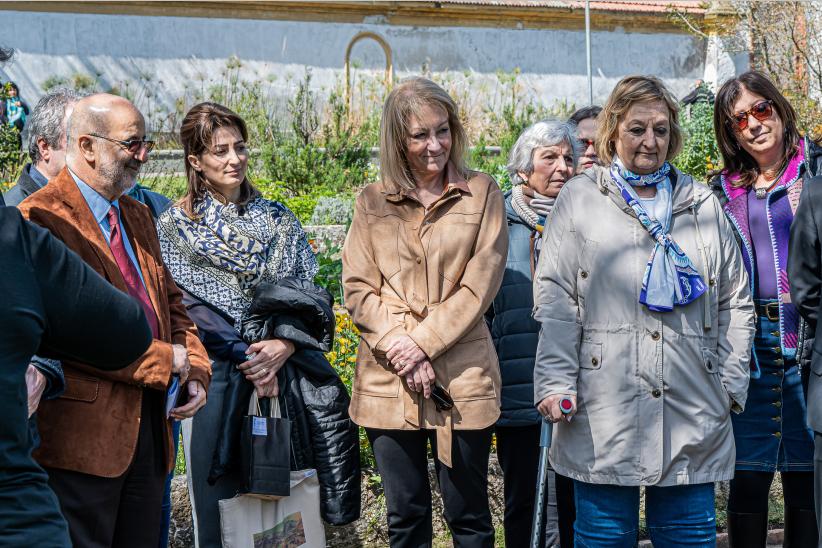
[533,75,755,547]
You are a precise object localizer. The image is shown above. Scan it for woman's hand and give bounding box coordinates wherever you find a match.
[254,375,279,398]
[402,359,436,398]
[237,339,295,384]
[537,393,577,423]
[386,335,427,374]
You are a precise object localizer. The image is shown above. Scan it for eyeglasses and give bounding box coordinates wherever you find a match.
[88,133,156,154]
[731,100,774,131]
[578,138,595,148]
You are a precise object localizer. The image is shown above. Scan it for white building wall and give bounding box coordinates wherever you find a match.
[1,9,713,126]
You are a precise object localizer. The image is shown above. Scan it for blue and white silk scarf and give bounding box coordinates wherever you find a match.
[609,158,706,312]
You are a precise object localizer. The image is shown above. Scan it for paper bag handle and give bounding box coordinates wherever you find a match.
[247,390,281,418]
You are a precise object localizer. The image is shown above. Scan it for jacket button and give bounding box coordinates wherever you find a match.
[591,357,599,366]
[580,271,588,279]
[770,331,780,337]
[772,347,782,355]
[771,416,782,422]
[416,257,422,264]
[600,186,608,195]
[709,278,716,287]
[774,431,782,438]
[773,401,782,408]
[652,388,662,398]
[651,331,661,341]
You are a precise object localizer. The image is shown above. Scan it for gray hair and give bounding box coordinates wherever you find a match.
[27,88,84,163]
[507,120,580,186]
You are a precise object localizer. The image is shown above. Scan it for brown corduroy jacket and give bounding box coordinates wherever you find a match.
[18,167,211,477]
[342,164,508,466]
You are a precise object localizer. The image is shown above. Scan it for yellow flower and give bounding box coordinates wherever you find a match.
[347,355,357,363]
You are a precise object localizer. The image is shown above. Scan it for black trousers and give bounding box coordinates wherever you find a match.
[554,471,576,547]
[366,427,495,548]
[496,424,576,548]
[46,390,167,548]
[728,469,815,513]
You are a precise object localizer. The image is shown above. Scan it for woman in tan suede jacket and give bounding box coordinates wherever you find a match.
[342,77,507,547]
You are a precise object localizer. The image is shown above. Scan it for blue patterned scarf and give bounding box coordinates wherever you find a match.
[610,158,707,312]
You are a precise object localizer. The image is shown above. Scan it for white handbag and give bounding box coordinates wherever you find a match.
[218,469,326,548]
[217,393,325,548]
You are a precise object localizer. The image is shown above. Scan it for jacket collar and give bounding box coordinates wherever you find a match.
[15,163,47,196]
[720,137,808,203]
[381,162,471,203]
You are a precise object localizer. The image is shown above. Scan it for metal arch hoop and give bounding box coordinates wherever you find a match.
[344,31,393,113]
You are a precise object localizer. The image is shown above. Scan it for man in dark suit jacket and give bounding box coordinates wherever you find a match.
[0,206,152,547]
[4,88,83,420]
[789,175,822,545]
[19,93,211,548]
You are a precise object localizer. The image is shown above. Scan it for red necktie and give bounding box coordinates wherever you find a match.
[107,205,159,338]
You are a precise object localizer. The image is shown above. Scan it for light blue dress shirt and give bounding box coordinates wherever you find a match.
[69,170,148,290]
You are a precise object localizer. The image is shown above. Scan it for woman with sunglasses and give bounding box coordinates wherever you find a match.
[711,70,820,548]
[342,77,507,547]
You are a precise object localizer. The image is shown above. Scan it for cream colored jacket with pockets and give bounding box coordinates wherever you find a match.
[533,165,755,486]
[343,165,508,466]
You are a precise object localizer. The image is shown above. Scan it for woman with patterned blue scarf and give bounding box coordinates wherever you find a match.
[533,76,755,547]
[156,102,320,547]
[711,71,820,548]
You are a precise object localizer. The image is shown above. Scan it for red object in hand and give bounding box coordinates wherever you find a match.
[559,397,574,415]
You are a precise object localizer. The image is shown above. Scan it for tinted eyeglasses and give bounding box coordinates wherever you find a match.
[88,133,156,154]
[578,138,595,149]
[731,100,774,131]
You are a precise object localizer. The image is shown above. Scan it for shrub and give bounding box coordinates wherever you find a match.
[314,242,343,305]
[259,71,374,198]
[673,93,720,184]
[310,196,354,226]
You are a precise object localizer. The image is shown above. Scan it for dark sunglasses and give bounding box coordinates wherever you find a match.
[731,100,774,131]
[431,384,454,412]
[578,138,595,148]
[88,133,156,154]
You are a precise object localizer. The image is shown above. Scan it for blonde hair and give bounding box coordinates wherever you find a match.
[379,77,467,190]
[596,75,683,165]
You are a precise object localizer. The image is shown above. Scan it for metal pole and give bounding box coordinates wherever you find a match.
[585,0,593,105]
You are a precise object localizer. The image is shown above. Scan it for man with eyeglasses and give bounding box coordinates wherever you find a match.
[17,93,211,548]
[568,105,603,174]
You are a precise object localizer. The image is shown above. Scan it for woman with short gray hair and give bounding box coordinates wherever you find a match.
[488,119,578,547]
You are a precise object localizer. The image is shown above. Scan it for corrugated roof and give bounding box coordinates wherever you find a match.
[437,0,706,14]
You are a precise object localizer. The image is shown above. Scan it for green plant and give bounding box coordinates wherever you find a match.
[259,71,374,198]
[673,94,720,184]
[0,82,25,187]
[310,196,354,226]
[325,311,377,469]
[314,242,343,305]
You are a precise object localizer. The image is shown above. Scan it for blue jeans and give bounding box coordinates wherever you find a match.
[574,481,716,548]
[158,420,181,548]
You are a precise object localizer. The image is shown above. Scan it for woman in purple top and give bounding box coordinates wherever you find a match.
[711,71,820,548]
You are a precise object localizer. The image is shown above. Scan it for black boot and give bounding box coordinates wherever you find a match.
[727,511,768,548]
[783,507,819,548]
